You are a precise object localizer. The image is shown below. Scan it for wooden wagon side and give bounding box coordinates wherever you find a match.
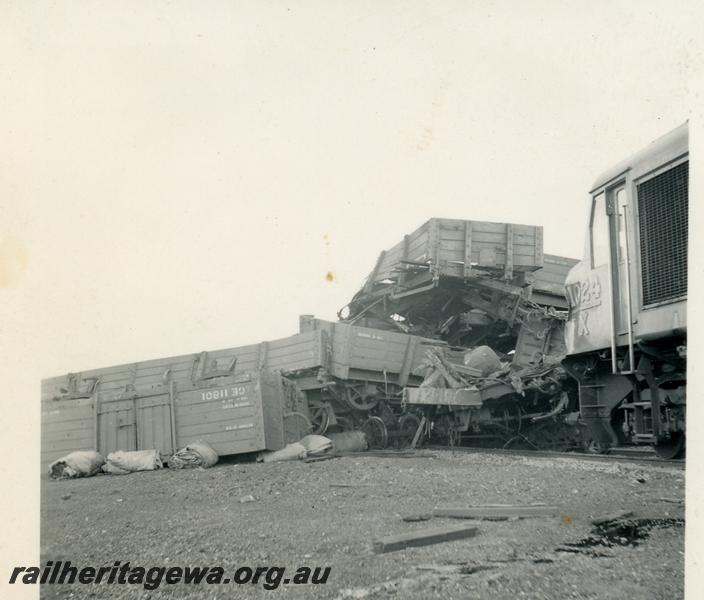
[365,218,544,290]
[299,317,444,386]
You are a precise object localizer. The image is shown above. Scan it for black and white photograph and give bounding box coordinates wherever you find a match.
[1,2,702,599]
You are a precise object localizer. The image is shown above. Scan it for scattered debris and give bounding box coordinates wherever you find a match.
[557,516,684,555]
[372,523,479,554]
[415,562,496,575]
[591,510,634,526]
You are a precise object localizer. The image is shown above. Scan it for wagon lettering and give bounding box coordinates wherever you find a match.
[201,388,229,401]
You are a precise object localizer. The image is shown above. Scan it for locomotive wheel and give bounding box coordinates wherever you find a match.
[397,413,421,448]
[308,401,331,435]
[344,383,379,411]
[653,432,685,460]
[361,416,388,449]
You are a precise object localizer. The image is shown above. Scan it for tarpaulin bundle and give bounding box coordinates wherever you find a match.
[102,449,163,475]
[168,441,219,469]
[298,434,333,455]
[49,451,105,479]
[257,434,336,463]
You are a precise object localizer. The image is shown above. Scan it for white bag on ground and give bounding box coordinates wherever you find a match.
[257,442,307,463]
[49,451,105,479]
[298,434,333,455]
[102,449,163,474]
[169,441,219,469]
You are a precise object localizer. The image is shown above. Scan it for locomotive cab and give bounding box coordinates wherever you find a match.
[563,124,688,458]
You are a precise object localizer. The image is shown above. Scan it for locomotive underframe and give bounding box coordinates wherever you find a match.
[563,338,686,458]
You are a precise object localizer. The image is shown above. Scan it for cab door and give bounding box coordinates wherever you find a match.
[564,184,632,364]
[606,185,631,340]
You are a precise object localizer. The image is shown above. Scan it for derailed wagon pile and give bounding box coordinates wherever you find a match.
[338,218,584,450]
[41,217,583,470]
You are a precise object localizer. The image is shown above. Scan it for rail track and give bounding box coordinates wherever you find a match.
[424,444,685,470]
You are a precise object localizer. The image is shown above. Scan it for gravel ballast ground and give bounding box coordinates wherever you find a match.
[40,450,685,599]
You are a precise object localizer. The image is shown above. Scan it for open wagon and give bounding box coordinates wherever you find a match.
[41,318,448,467]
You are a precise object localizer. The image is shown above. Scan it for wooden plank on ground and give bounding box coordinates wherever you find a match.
[434,505,559,519]
[329,482,378,488]
[373,523,479,554]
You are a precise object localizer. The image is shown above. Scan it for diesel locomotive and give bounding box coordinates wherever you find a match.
[563,124,688,458]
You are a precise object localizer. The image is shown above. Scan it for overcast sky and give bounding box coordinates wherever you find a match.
[1,1,703,587]
[2,2,700,379]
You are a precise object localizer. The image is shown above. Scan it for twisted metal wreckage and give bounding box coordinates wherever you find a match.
[331,218,586,451]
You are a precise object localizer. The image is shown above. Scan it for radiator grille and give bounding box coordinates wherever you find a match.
[637,161,688,305]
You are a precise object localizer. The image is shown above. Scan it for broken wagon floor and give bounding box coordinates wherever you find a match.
[40,451,685,600]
